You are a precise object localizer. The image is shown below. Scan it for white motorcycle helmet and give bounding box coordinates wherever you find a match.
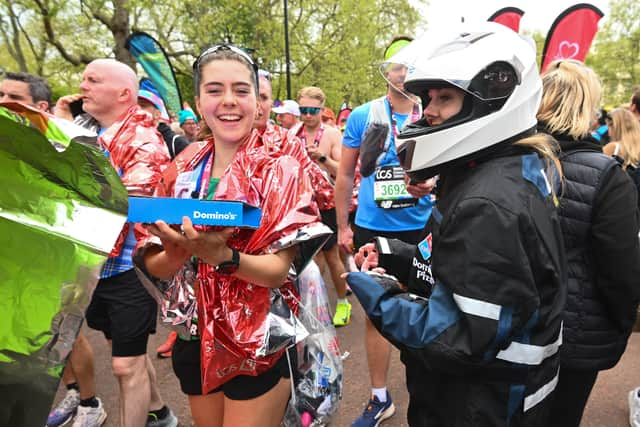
[384,21,542,180]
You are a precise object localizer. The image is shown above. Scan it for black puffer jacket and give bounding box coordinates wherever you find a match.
[555,134,640,371]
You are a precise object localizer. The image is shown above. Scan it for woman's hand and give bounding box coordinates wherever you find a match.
[405,176,436,199]
[353,242,386,274]
[145,216,236,274]
[179,216,236,266]
[144,221,192,272]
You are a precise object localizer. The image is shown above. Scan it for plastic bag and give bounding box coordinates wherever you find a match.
[282,261,343,427]
[260,288,309,357]
[135,258,199,339]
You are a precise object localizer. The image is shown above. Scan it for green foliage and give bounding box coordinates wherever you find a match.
[1,0,425,112]
[521,0,639,108]
[587,0,640,107]
[522,30,546,69]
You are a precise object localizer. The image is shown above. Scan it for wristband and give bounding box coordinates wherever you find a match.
[215,248,240,274]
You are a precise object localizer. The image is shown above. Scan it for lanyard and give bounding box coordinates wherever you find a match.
[300,124,325,147]
[193,152,213,199]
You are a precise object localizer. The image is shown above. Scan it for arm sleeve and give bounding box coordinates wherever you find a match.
[591,166,640,330]
[348,197,548,374]
[374,236,418,284]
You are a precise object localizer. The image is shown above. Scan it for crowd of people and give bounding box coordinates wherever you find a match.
[1,20,640,427]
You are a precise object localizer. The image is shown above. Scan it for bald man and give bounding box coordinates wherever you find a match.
[56,59,139,130]
[54,59,177,427]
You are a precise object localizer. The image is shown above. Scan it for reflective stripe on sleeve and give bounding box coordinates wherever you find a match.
[377,237,391,254]
[453,293,501,320]
[496,326,562,366]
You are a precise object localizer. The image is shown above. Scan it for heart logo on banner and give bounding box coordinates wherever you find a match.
[556,41,581,59]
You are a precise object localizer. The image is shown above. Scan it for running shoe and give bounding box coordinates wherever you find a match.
[146,407,179,427]
[71,398,107,427]
[351,392,395,427]
[46,389,80,427]
[333,300,352,327]
[629,387,640,427]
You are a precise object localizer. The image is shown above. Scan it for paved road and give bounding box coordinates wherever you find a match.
[53,279,640,427]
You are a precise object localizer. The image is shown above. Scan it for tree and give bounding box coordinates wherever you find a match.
[587,0,640,106]
[281,0,423,109]
[1,0,425,111]
[0,0,49,75]
[522,29,546,69]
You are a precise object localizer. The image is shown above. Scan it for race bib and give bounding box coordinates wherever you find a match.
[373,165,417,209]
[174,169,198,199]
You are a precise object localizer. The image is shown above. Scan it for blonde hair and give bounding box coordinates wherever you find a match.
[607,108,640,169]
[297,86,325,105]
[515,132,563,197]
[537,59,602,140]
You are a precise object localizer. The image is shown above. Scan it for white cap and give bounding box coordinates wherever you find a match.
[272,100,300,116]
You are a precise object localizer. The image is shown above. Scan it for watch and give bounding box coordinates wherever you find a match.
[215,248,240,275]
[318,155,327,163]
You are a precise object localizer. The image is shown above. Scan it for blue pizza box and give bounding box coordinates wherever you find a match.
[127,196,261,228]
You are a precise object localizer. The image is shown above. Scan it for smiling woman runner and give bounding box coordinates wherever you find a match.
[134,44,328,427]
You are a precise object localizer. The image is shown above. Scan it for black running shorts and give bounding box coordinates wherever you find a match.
[85,269,157,357]
[319,208,339,251]
[171,338,293,400]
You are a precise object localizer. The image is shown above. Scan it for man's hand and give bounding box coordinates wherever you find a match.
[54,94,83,121]
[338,226,355,255]
[306,143,325,162]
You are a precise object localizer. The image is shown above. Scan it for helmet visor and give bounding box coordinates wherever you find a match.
[383,61,520,107]
[378,60,421,110]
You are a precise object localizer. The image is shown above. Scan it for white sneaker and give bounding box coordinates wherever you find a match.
[46,388,80,427]
[628,387,640,427]
[71,398,107,427]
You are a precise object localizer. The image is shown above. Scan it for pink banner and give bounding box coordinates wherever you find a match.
[540,3,604,72]
[488,7,525,33]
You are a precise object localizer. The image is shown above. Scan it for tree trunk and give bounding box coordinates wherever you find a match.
[111,0,135,70]
[6,3,28,72]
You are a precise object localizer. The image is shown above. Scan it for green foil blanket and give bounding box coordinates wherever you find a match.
[0,105,127,425]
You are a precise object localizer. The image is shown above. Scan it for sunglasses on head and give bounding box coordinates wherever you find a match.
[258,69,271,81]
[300,106,322,115]
[193,43,258,77]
